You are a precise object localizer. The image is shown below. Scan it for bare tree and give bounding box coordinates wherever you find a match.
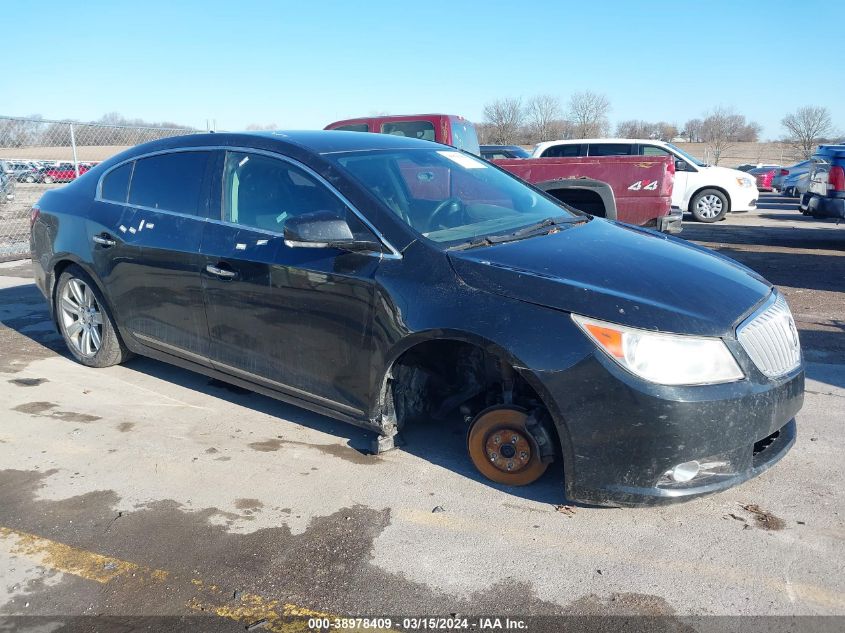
[525,94,562,143]
[566,91,610,138]
[782,106,834,159]
[482,98,525,144]
[683,118,703,142]
[245,123,279,131]
[615,119,651,138]
[700,107,746,165]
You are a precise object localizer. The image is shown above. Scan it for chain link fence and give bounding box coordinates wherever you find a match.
[0,116,198,261]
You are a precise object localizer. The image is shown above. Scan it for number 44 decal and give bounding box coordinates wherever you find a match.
[628,180,658,191]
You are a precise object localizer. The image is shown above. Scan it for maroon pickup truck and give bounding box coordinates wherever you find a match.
[325,114,681,232]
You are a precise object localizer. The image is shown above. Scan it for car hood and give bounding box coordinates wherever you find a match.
[703,165,755,184]
[448,219,772,337]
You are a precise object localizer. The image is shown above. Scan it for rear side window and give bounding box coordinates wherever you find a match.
[100,162,132,203]
[333,123,369,132]
[382,120,436,141]
[128,151,210,215]
[542,144,584,158]
[588,143,634,157]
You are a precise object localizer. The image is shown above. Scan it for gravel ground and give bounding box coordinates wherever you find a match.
[0,194,842,631]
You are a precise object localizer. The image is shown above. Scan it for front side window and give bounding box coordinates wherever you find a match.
[588,143,634,157]
[334,149,579,245]
[449,117,481,155]
[222,151,348,234]
[641,145,670,157]
[128,151,210,215]
[381,120,436,142]
[101,162,132,202]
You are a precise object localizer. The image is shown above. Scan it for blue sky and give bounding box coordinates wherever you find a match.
[3,0,843,139]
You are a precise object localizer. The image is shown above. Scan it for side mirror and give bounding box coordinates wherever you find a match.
[674,159,688,172]
[283,210,383,254]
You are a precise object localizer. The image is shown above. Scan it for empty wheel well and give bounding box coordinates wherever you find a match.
[383,339,556,438]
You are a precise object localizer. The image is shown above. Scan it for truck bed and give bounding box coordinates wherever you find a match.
[493,155,676,229]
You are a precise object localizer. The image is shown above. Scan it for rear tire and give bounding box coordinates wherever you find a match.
[689,189,728,223]
[43,176,54,184]
[55,265,131,368]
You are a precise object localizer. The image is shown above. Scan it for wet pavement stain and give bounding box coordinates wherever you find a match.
[12,401,100,423]
[247,438,377,465]
[0,469,569,619]
[117,422,135,433]
[7,377,48,387]
[234,499,263,512]
[741,504,786,531]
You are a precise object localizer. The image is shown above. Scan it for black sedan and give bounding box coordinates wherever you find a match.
[30,131,804,506]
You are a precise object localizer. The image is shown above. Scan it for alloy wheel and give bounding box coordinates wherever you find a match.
[59,278,103,357]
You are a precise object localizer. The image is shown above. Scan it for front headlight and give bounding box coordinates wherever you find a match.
[736,177,755,188]
[572,315,744,386]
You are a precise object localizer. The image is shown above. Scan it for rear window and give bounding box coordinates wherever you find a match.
[101,162,132,203]
[541,144,584,158]
[333,123,369,132]
[588,143,634,156]
[381,120,436,142]
[128,151,210,215]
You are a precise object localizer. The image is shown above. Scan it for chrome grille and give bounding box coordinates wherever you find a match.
[737,293,801,378]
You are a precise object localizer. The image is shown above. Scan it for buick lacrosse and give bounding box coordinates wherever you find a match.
[30,131,803,505]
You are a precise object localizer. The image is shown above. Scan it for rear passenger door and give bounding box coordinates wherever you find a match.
[116,150,216,360]
[201,150,380,416]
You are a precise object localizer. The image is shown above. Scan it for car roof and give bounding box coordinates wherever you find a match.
[101,130,443,165]
[533,138,671,153]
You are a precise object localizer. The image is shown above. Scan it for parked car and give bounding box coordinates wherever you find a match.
[803,145,845,219]
[326,114,480,155]
[748,165,781,191]
[31,131,804,506]
[41,162,91,184]
[480,145,531,160]
[781,171,812,198]
[533,139,758,223]
[736,163,780,173]
[329,116,678,231]
[3,160,41,183]
[772,160,812,192]
[0,161,15,203]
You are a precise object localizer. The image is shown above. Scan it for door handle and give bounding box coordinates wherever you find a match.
[206,264,237,279]
[93,234,116,247]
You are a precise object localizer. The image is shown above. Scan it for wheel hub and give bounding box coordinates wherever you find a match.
[485,429,532,473]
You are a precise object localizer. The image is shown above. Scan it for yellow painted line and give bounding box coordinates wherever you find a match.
[0,526,168,584]
[0,526,334,633]
[399,509,845,611]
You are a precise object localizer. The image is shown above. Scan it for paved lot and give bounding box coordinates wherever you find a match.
[0,195,843,629]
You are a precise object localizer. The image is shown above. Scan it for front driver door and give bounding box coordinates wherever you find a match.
[202,150,381,417]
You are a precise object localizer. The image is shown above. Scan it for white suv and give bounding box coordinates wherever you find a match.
[532,139,758,222]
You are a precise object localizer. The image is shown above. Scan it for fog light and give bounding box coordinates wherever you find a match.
[669,460,700,482]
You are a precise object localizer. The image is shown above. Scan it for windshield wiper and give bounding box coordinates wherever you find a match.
[447,216,586,251]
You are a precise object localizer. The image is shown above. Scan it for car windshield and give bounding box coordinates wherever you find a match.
[666,143,707,167]
[332,149,581,246]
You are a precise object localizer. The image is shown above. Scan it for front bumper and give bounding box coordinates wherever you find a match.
[730,187,758,212]
[540,353,804,507]
[807,194,845,220]
[657,206,684,234]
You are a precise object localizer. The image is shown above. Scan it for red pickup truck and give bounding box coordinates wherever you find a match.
[325,114,681,233]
